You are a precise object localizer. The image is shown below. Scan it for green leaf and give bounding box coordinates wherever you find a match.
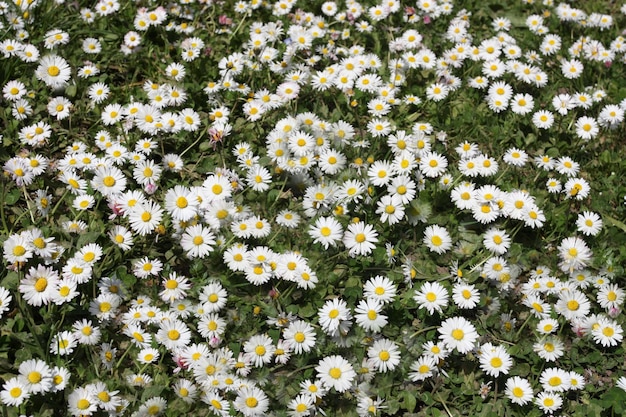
[603,214,626,233]
[402,391,417,412]
[298,303,316,318]
[4,188,21,205]
[141,385,165,401]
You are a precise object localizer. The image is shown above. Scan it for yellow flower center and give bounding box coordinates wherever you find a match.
[13,245,26,256]
[48,66,60,76]
[548,376,561,387]
[176,196,188,208]
[34,277,48,292]
[28,371,42,384]
[329,367,342,379]
[77,399,91,410]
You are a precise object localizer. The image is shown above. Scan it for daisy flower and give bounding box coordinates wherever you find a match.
[537,318,559,334]
[283,320,316,354]
[3,233,33,264]
[479,344,513,377]
[563,177,590,200]
[308,216,343,249]
[438,316,479,353]
[540,367,571,392]
[156,319,191,351]
[451,282,480,309]
[533,337,565,362]
[316,355,356,392]
[128,200,163,236]
[35,55,72,88]
[420,151,448,178]
[199,281,228,313]
[557,237,592,272]
[18,359,52,396]
[363,275,397,304]
[180,225,216,258]
[165,185,198,222]
[376,194,405,225]
[409,355,438,381]
[354,298,388,333]
[0,287,12,318]
[510,93,535,115]
[414,281,449,315]
[425,82,449,101]
[423,225,452,254]
[343,221,378,257]
[19,265,59,307]
[532,110,554,129]
[597,284,624,310]
[318,298,351,336]
[50,331,77,356]
[0,377,30,406]
[575,116,599,140]
[244,334,276,368]
[591,317,623,347]
[367,338,401,372]
[575,211,602,236]
[505,376,533,405]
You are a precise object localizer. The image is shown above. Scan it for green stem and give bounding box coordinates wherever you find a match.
[228,11,248,43]
[114,344,133,370]
[410,325,439,339]
[0,182,8,234]
[50,189,69,218]
[179,127,208,158]
[436,394,454,417]
[514,313,533,340]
